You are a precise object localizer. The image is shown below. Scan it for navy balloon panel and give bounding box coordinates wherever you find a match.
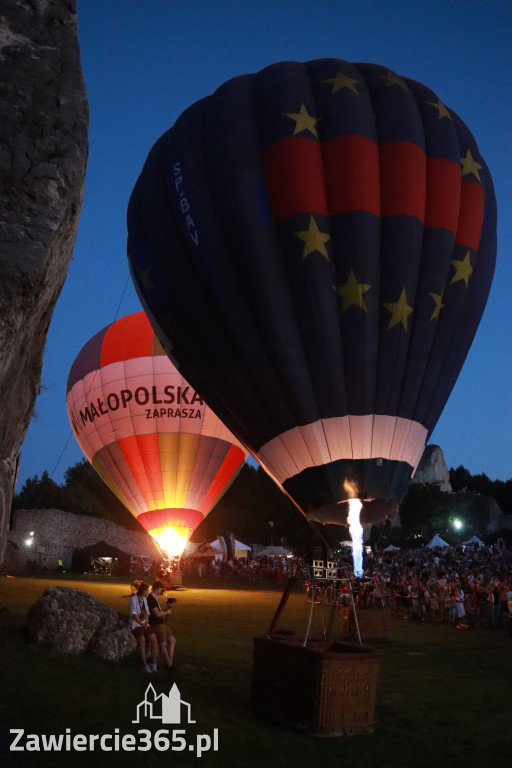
[127,58,496,517]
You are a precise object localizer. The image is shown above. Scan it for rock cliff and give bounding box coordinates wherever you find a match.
[411,444,452,493]
[0,0,88,565]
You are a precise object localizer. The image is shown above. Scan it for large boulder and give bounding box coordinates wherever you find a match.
[0,0,88,566]
[411,444,452,493]
[27,586,136,662]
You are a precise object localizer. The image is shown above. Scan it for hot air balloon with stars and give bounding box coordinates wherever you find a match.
[127,59,497,574]
[66,311,249,558]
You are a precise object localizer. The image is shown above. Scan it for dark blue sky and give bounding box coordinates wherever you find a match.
[17,0,511,488]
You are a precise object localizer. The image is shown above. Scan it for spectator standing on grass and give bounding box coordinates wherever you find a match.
[498,583,509,628]
[485,584,496,628]
[452,585,466,627]
[474,583,488,626]
[148,580,176,670]
[129,582,158,673]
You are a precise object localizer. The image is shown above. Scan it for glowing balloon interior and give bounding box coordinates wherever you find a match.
[127,59,496,527]
[66,312,248,556]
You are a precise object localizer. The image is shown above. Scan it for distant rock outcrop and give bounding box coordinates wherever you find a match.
[411,445,452,493]
[0,0,88,565]
[27,586,136,662]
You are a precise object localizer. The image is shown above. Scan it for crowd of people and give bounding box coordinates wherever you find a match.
[181,555,293,581]
[359,541,512,629]
[127,540,511,671]
[181,540,512,629]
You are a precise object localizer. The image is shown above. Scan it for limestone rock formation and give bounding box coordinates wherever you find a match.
[27,585,136,662]
[411,444,452,493]
[0,0,88,565]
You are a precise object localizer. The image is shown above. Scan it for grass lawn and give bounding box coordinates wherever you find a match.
[0,573,511,768]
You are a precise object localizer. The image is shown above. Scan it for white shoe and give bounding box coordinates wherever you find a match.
[143,664,152,674]
[150,662,158,672]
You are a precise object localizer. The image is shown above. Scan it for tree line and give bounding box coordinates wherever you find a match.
[11,460,511,551]
[10,460,314,550]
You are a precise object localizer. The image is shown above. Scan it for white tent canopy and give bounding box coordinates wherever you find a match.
[188,543,221,559]
[209,539,251,558]
[463,535,485,548]
[384,544,400,551]
[256,545,291,557]
[426,534,450,549]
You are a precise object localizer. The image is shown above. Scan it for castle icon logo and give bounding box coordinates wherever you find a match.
[132,683,195,725]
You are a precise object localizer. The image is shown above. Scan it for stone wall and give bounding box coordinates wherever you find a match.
[4,509,161,573]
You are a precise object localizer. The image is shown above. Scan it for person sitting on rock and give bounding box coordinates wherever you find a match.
[147,580,176,670]
[129,582,158,673]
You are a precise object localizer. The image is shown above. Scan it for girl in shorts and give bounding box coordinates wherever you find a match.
[129,582,158,673]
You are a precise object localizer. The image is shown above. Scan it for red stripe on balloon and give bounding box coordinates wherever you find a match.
[321,135,380,216]
[425,157,460,233]
[137,507,205,532]
[198,444,246,514]
[136,432,164,503]
[118,433,160,508]
[455,179,485,251]
[262,138,328,222]
[101,312,154,366]
[379,141,426,221]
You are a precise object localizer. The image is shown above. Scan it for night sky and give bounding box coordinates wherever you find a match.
[16,0,511,490]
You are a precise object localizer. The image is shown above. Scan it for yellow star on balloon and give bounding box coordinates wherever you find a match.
[293,216,331,260]
[324,72,359,94]
[450,250,473,288]
[285,104,319,137]
[382,70,408,89]
[460,149,482,182]
[136,265,154,292]
[429,291,445,320]
[337,269,372,312]
[383,287,413,331]
[427,100,451,120]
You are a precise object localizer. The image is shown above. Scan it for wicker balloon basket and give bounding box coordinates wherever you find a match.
[168,570,182,587]
[251,637,380,736]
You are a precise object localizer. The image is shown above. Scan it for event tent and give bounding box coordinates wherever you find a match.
[425,534,450,549]
[463,535,485,548]
[188,543,222,560]
[256,545,291,557]
[210,539,251,558]
[71,540,131,573]
[384,544,400,551]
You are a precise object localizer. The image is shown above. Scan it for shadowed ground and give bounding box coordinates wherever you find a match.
[0,574,510,767]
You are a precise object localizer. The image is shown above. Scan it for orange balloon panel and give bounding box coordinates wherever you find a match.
[67,312,248,555]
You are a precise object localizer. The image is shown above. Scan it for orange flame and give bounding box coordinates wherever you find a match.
[149,526,190,558]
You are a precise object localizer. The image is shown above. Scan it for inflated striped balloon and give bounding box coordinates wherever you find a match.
[66,312,248,555]
[127,59,496,525]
